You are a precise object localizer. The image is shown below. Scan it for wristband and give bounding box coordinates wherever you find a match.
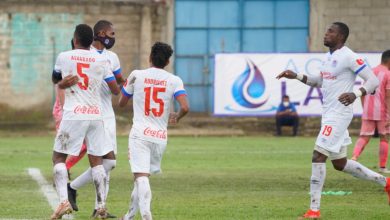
[296,73,304,81]
[353,89,363,97]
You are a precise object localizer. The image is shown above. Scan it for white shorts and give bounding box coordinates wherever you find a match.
[315,117,352,153]
[128,138,166,174]
[53,120,110,156]
[104,117,117,154]
[314,145,347,160]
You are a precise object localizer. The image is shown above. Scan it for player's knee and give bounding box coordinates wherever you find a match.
[103,159,116,172]
[379,135,389,142]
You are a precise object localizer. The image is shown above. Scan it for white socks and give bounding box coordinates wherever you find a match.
[53,163,68,202]
[91,165,107,208]
[136,176,152,220]
[343,159,387,187]
[94,159,116,209]
[310,163,326,211]
[125,183,139,220]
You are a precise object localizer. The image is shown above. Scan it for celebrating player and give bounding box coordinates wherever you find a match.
[65,20,124,218]
[50,24,119,219]
[351,50,390,173]
[277,22,390,219]
[118,42,189,220]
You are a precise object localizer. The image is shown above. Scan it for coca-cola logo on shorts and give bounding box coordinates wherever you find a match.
[73,105,100,114]
[143,127,167,139]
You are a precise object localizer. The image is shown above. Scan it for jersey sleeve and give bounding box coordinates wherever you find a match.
[103,61,116,83]
[349,53,367,75]
[111,53,122,76]
[121,71,136,98]
[173,77,187,98]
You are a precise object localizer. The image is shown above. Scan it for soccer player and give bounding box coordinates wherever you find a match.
[276,22,390,219]
[118,42,189,220]
[351,50,390,173]
[50,24,119,219]
[66,20,124,218]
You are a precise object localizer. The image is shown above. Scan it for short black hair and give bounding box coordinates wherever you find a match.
[150,42,173,68]
[93,20,112,36]
[333,22,349,43]
[381,50,390,63]
[282,95,289,99]
[74,24,93,48]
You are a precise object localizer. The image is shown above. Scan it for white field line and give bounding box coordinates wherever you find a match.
[26,168,73,220]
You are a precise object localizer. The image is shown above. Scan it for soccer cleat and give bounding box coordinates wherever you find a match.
[379,167,390,174]
[91,207,108,219]
[50,200,73,220]
[91,208,117,219]
[67,183,78,211]
[298,209,321,219]
[384,177,390,205]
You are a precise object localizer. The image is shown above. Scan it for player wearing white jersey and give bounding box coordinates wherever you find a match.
[277,22,390,219]
[50,24,120,220]
[66,20,124,219]
[118,42,189,220]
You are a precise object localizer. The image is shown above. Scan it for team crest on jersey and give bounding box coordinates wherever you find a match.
[356,59,364,65]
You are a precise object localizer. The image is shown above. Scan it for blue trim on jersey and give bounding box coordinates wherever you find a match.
[97,50,103,54]
[355,64,367,75]
[113,68,122,75]
[121,87,133,98]
[174,90,187,98]
[104,76,115,82]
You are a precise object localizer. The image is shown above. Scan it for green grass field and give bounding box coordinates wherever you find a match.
[1,135,389,219]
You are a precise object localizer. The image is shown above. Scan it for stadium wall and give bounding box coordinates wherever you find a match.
[310,0,390,52]
[0,0,171,123]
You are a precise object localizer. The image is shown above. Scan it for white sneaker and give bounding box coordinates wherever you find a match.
[379,167,390,174]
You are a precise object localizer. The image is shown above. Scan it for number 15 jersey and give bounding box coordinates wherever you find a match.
[54,49,115,121]
[122,67,187,144]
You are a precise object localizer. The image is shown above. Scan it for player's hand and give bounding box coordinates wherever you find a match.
[169,112,179,125]
[58,75,79,89]
[338,92,356,106]
[276,70,297,80]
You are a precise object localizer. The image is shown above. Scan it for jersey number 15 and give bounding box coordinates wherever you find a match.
[144,87,166,117]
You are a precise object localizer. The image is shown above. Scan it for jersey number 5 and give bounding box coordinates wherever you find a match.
[77,63,90,90]
[144,87,166,117]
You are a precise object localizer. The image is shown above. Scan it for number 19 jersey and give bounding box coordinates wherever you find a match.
[122,67,187,144]
[54,49,115,121]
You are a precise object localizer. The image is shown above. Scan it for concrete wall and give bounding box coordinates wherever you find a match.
[0,0,171,117]
[310,0,390,52]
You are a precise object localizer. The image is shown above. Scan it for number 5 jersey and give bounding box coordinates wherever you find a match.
[121,67,187,144]
[53,49,115,121]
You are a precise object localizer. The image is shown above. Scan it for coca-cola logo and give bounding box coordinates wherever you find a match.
[143,127,167,139]
[74,105,100,114]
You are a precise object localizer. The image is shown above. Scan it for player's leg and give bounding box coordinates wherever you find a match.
[377,120,389,172]
[85,120,110,218]
[92,117,117,218]
[122,139,152,220]
[65,142,87,171]
[51,120,87,219]
[299,148,327,219]
[352,120,375,160]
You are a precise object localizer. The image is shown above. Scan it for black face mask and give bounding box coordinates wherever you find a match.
[95,35,115,49]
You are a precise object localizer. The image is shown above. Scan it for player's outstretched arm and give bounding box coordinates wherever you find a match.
[57,75,79,89]
[107,80,120,95]
[169,95,189,125]
[276,70,322,87]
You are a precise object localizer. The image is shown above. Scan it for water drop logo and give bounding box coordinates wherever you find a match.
[231,59,268,108]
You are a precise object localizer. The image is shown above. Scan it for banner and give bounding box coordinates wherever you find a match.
[214,53,381,116]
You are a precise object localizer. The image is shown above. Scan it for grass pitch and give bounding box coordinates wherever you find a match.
[0,135,389,219]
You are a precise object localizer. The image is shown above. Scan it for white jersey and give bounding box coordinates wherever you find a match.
[91,46,121,118]
[122,67,187,144]
[54,49,115,120]
[319,46,368,119]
